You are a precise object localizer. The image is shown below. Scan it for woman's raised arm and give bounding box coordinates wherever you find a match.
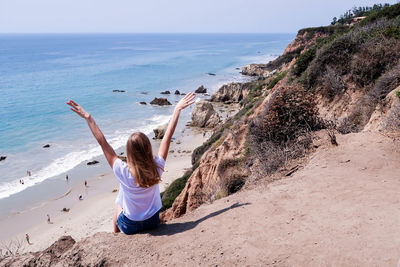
[158,92,196,161]
[67,100,118,168]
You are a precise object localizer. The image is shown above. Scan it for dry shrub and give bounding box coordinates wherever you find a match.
[369,62,400,100]
[305,30,362,89]
[1,238,25,257]
[321,66,347,98]
[337,95,377,133]
[261,85,320,144]
[248,85,320,174]
[351,38,400,87]
[338,62,400,134]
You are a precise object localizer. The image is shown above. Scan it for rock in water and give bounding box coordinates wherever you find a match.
[174,90,180,95]
[139,102,147,105]
[87,160,99,165]
[150,98,172,106]
[43,144,50,148]
[191,100,220,128]
[112,89,126,93]
[118,156,127,162]
[153,123,168,139]
[0,156,6,161]
[195,85,207,94]
[207,73,216,76]
[161,90,171,95]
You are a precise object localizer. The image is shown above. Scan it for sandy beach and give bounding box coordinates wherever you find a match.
[0,103,237,254]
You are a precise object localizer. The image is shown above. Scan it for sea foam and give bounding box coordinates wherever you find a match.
[0,114,170,200]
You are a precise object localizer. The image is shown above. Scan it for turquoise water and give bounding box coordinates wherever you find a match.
[0,33,293,203]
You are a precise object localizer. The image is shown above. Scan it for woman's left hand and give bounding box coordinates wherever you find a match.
[67,100,91,119]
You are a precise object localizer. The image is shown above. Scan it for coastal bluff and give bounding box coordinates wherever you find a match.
[3,4,400,265]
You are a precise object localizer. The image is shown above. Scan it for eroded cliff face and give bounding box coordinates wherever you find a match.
[364,86,400,133]
[283,31,328,55]
[161,122,249,221]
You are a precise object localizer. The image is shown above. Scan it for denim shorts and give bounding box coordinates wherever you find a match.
[117,211,159,235]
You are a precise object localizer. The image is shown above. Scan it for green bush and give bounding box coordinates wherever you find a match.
[191,122,231,165]
[267,71,288,89]
[383,26,400,39]
[293,47,316,77]
[160,171,192,212]
[396,90,400,98]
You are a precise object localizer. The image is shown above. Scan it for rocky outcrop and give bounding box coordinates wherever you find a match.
[150,98,172,106]
[0,234,117,266]
[241,64,270,77]
[87,160,99,165]
[190,101,220,128]
[211,82,251,103]
[0,156,6,161]
[153,123,168,139]
[139,101,147,105]
[161,91,170,95]
[174,90,180,95]
[195,85,207,94]
[43,144,50,148]
[112,89,125,93]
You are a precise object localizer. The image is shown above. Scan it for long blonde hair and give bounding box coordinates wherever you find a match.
[126,132,161,187]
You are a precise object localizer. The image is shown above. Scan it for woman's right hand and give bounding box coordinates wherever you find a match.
[175,92,196,112]
[67,100,91,120]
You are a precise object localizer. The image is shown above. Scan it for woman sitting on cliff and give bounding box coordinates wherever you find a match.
[67,92,195,234]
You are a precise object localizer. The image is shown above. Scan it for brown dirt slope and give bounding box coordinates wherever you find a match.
[3,131,399,266]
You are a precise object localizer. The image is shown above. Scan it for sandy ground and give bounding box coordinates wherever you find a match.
[1,126,211,253]
[20,130,399,266]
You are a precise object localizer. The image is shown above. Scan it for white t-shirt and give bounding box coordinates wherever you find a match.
[113,156,165,221]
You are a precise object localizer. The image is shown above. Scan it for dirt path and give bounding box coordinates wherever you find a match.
[4,132,400,266]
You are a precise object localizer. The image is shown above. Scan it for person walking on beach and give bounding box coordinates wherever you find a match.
[25,234,31,245]
[66,174,68,182]
[84,180,87,187]
[67,92,195,235]
[47,214,51,224]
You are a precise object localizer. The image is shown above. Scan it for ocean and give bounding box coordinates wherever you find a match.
[0,33,294,216]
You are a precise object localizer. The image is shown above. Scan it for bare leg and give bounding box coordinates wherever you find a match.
[113,204,122,233]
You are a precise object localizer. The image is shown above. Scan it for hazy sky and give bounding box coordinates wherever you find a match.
[0,0,398,33]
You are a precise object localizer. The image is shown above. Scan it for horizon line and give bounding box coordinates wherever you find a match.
[0,32,297,35]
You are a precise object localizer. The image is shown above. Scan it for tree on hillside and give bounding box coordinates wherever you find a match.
[331,3,390,25]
